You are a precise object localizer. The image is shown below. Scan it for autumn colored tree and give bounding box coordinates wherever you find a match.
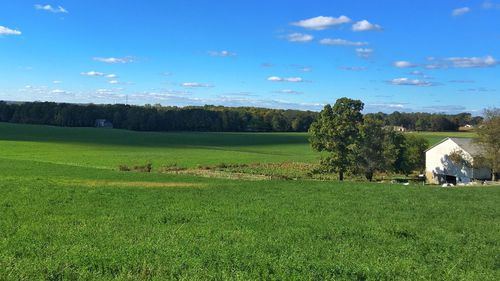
[475,108,500,181]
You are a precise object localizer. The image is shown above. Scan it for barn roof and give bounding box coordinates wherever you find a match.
[450,138,482,155]
[426,137,482,155]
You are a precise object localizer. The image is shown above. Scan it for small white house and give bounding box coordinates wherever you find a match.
[425,137,491,184]
[383,125,407,132]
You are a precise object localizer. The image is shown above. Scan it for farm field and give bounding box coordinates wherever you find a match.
[409,131,477,147]
[0,122,498,280]
[0,122,476,170]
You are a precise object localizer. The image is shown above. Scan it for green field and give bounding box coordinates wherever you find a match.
[0,122,498,280]
[409,131,477,147]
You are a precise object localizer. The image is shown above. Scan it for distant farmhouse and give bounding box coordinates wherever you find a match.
[425,138,491,184]
[383,125,407,132]
[459,124,475,131]
[95,119,113,129]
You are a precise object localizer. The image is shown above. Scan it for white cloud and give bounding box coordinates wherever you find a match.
[291,15,351,30]
[96,89,114,94]
[218,92,255,97]
[267,76,304,82]
[482,1,500,9]
[352,20,383,32]
[93,57,134,64]
[0,26,22,36]
[51,89,68,94]
[137,92,324,111]
[18,85,55,97]
[108,80,120,84]
[106,74,118,78]
[424,63,444,69]
[449,79,475,83]
[409,70,425,76]
[208,50,236,57]
[422,105,467,113]
[459,87,496,92]
[181,82,213,88]
[388,77,433,87]
[284,77,304,82]
[319,38,368,46]
[393,61,416,68]
[34,4,68,13]
[355,48,373,58]
[424,56,497,69]
[286,33,314,43]
[275,89,303,94]
[267,76,282,82]
[339,66,368,71]
[53,80,62,84]
[452,7,471,16]
[367,103,406,109]
[364,103,413,113]
[446,56,497,68]
[81,71,105,77]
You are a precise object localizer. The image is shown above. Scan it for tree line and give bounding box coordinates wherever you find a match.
[0,101,481,132]
[0,101,316,132]
[366,111,482,131]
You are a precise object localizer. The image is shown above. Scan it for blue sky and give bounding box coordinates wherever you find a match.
[0,1,499,113]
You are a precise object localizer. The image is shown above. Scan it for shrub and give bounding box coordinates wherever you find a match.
[118,165,131,171]
[118,163,152,173]
[158,164,186,173]
[132,163,152,173]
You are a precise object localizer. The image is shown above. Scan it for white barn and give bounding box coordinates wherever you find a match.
[425,137,491,184]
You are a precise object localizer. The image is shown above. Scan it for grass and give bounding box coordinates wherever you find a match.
[0,122,498,280]
[409,131,477,147]
[0,122,316,169]
[0,122,475,170]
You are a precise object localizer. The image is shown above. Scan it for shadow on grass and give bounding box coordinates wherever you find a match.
[0,122,310,148]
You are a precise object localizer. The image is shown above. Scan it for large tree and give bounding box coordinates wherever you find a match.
[403,135,429,174]
[475,108,500,181]
[356,115,387,181]
[309,98,364,181]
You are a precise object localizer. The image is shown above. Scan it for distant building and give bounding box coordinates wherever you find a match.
[95,119,113,128]
[425,137,491,184]
[459,124,475,131]
[383,125,407,132]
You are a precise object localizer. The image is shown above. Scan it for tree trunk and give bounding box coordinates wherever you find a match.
[493,170,497,181]
[339,171,344,181]
[365,171,373,182]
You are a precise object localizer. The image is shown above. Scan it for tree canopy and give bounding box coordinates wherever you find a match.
[309,98,429,181]
[0,101,316,132]
[475,108,500,181]
[309,98,364,180]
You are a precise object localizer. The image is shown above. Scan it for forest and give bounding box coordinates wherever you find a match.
[0,101,481,132]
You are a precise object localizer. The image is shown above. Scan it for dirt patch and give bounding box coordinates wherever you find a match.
[59,179,203,188]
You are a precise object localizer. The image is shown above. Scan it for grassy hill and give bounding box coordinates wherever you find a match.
[0,122,476,170]
[0,122,497,280]
[409,131,477,147]
[0,122,316,169]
